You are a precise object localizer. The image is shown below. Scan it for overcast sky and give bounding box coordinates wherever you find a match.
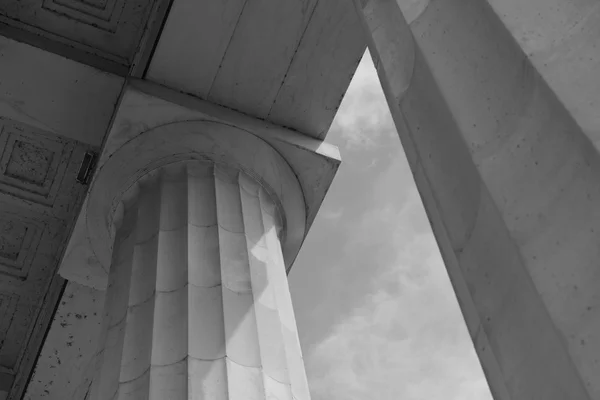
[288,50,494,400]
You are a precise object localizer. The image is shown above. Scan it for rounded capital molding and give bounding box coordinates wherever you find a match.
[86,120,306,272]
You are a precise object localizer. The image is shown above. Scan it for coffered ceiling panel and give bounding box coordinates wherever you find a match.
[0,0,156,67]
[0,118,94,398]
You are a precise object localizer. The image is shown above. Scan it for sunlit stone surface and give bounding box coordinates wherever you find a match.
[89,161,310,400]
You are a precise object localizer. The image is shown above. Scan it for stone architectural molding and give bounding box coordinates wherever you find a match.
[34,83,339,399]
[0,119,75,211]
[0,1,363,397]
[84,119,306,290]
[78,113,312,400]
[0,118,93,399]
[90,161,310,400]
[0,0,156,65]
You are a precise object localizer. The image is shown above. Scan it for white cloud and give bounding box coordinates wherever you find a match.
[318,207,345,221]
[332,50,396,151]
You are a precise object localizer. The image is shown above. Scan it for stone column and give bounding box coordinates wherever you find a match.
[355,0,600,399]
[89,161,310,400]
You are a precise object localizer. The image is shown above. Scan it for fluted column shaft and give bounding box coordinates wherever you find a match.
[89,161,310,400]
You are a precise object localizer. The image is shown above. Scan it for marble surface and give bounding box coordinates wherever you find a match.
[86,120,305,282]
[59,82,337,291]
[89,162,310,400]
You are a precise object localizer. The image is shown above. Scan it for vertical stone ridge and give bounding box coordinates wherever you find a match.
[187,161,228,399]
[91,161,310,400]
[239,173,293,400]
[150,164,190,399]
[117,179,161,399]
[90,190,141,400]
[214,164,266,400]
[260,187,311,400]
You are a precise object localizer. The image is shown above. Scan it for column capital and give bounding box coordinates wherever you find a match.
[60,83,340,290]
[87,120,305,286]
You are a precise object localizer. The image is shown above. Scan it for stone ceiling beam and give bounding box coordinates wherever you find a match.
[146,0,366,139]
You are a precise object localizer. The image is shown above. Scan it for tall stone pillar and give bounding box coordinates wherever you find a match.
[89,160,310,400]
[355,0,600,399]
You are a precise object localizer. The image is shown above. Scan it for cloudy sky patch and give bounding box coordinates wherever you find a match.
[289,50,493,400]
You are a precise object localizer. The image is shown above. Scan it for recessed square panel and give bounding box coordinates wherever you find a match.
[0,120,91,397]
[5,141,54,186]
[0,122,71,206]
